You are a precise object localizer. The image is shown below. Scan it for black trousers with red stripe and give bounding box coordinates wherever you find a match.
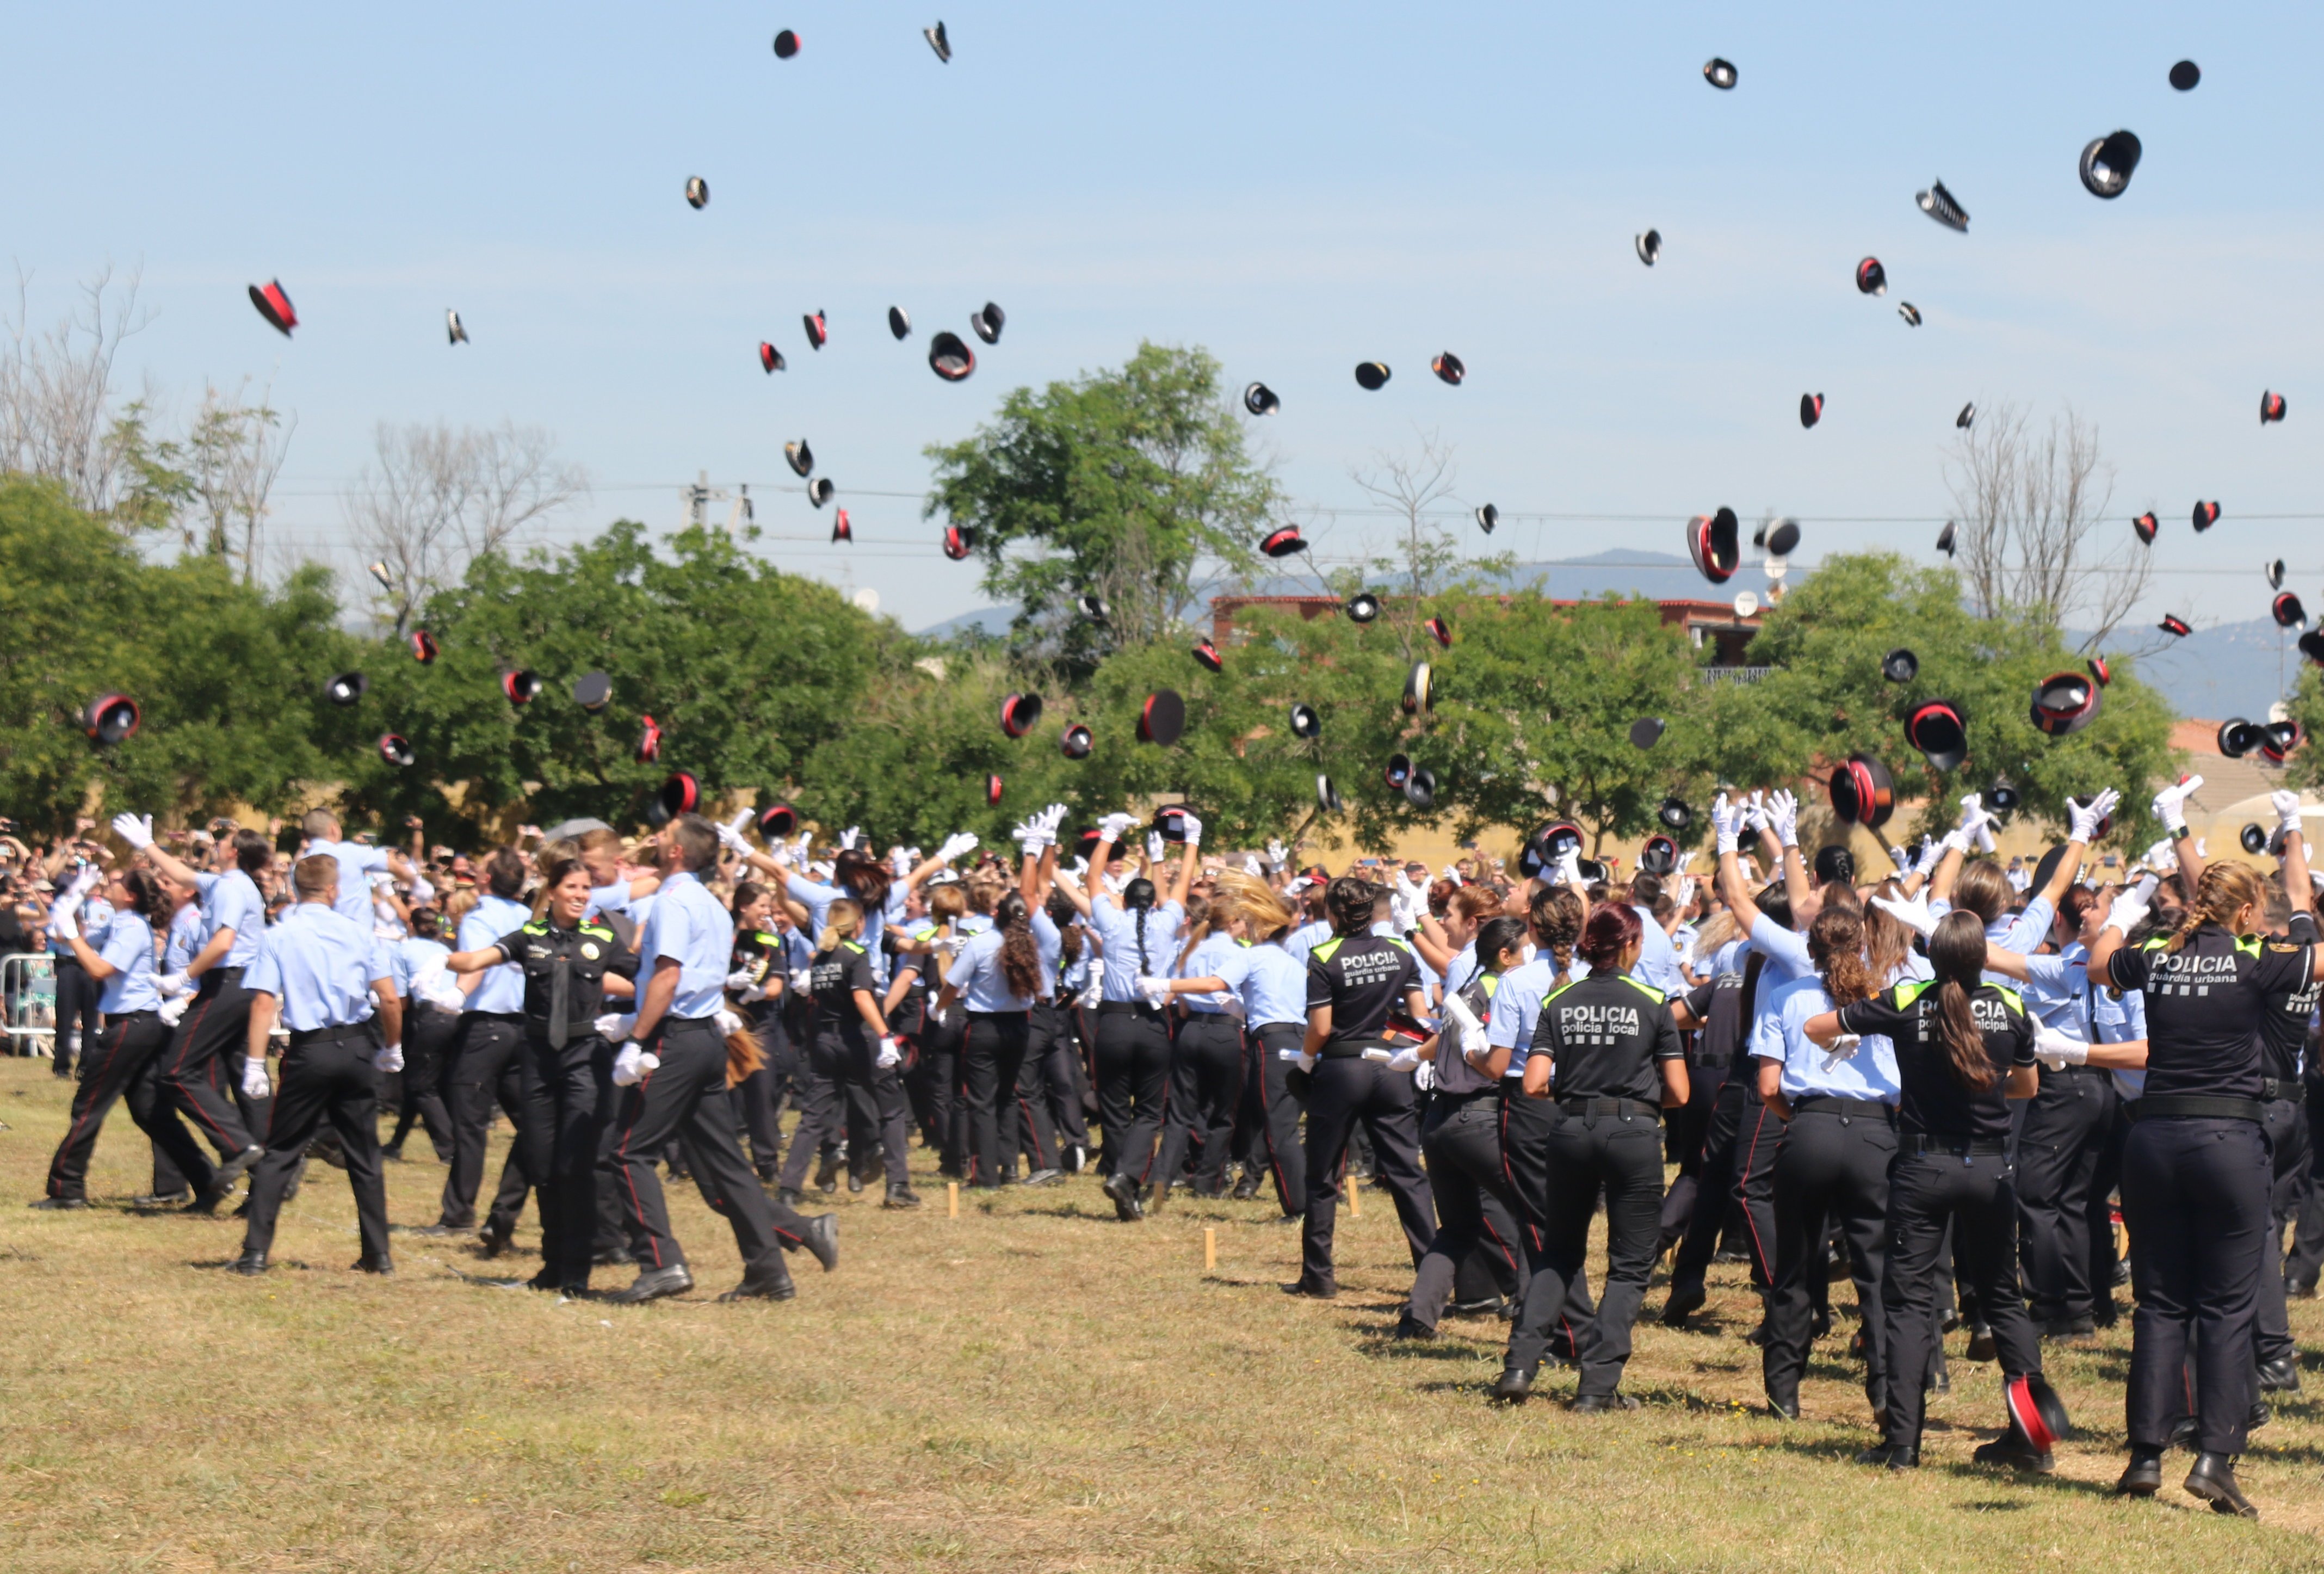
[1666,1075,1781,1295]
[1152,1011,1245,1195]
[161,968,258,1160]
[239,1024,391,1263]
[961,1010,1030,1188]
[1299,1056,1436,1292]
[45,1012,213,1200]
[1247,1023,1308,1215]
[602,1017,803,1275]
[1407,1090,1527,1329]
[1092,1003,1172,1184]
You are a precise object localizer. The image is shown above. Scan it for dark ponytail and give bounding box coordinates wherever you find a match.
[1927,909,1995,1093]
[996,892,1042,1001]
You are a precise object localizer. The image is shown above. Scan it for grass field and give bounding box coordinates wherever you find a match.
[1,1055,2320,1572]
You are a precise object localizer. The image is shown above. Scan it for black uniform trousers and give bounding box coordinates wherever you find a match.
[1878,1147,2043,1448]
[838,1032,913,1189]
[1153,1011,1245,1195]
[729,1063,784,1180]
[143,1033,208,1198]
[162,968,259,1161]
[2121,1116,2271,1455]
[2286,1072,2324,1291]
[438,1013,528,1230]
[385,1002,459,1161]
[911,1013,967,1175]
[960,1010,1031,1187]
[1002,1006,1062,1176]
[514,1030,614,1287]
[1092,1003,1173,1186]
[45,1013,212,1200]
[1499,1087,1599,1360]
[1503,1102,1660,1395]
[777,1030,848,1193]
[2254,1095,2308,1371]
[1030,1001,1091,1152]
[1658,1055,1726,1251]
[1667,1077,1779,1295]
[240,1024,391,1262]
[1297,1055,1436,1292]
[1248,1023,1309,1215]
[2014,1065,2118,1324]
[50,954,98,1076]
[1763,1102,1895,1410]
[1407,1090,1527,1329]
[603,1017,808,1275]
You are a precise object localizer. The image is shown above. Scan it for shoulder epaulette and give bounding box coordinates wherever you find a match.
[1892,979,1934,1008]
[1544,978,1581,1004]
[521,921,548,935]
[1313,937,1344,963]
[1617,976,1666,1005]
[842,940,866,954]
[579,922,615,941]
[1990,983,2025,1014]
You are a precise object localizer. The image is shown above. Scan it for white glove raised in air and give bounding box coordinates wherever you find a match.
[1871,890,1939,939]
[1036,803,1069,846]
[2032,1023,2090,1070]
[1146,831,1166,865]
[240,1054,271,1102]
[48,906,78,942]
[611,1041,660,1087]
[2102,882,2151,941]
[1267,840,1289,868]
[1958,793,1997,854]
[1180,813,1203,849]
[2068,788,2119,844]
[594,1012,636,1042]
[1913,837,1945,878]
[838,826,862,851]
[2140,837,2176,875]
[1766,789,1800,850]
[891,845,913,877]
[935,831,979,865]
[2274,789,2304,838]
[1711,793,1740,856]
[1097,813,1135,845]
[376,1040,405,1074]
[109,812,154,851]
[1554,849,1586,890]
[158,995,190,1027]
[1243,853,1263,876]
[2152,775,2203,835]
[1740,792,1769,838]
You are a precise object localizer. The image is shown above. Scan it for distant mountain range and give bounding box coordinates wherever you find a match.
[917,549,2294,723]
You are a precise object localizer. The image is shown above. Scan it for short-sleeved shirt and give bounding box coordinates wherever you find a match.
[1283,919,1332,971]
[1030,906,1064,997]
[635,869,735,1021]
[730,927,787,1019]
[164,903,206,973]
[1684,970,1748,1072]
[1752,977,1901,1104]
[1529,972,1683,1103]
[1177,931,1245,1014]
[949,927,1035,1013]
[1306,933,1420,1052]
[486,918,639,1043]
[194,868,267,970]
[2104,924,2313,1102]
[2259,912,2323,1085]
[1487,956,1564,1078]
[1089,900,1184,1002]
[811,940,877,1032]
[393,935,451,1002]
[305,838,392,930]
[1209,941,1308,1027]
[1839,978,2035,1141]
[458,894,534,1014]
[244,902,391,1031]
[1630,906,1685,995]
[92,909,160,1014]
[1740,919,1815,1026]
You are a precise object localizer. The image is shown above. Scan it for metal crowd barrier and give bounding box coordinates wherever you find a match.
[2,953,57,1056]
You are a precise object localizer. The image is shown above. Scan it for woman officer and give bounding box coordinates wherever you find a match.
[1494,903,1688,1410]
[439,856,638,1295]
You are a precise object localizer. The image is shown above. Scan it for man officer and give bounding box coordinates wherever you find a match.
[230,854,402,1275]
[423,849,535,1239]
[599,813,835,1303]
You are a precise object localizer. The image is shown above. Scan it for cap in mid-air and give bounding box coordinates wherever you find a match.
[759,342,784,373]
[2170,59,2200,91]
[1244,382,1280,416]
[830,508,851,543]
[1828,754,1897,828]
[1191,639,1223,673]
[1260,524,1305,558]
[772,29,800,59]
[1354,361,1390,391]
[2131,510,2159,545]
[1897,302,1923,327]
[806,478,835,508]
[1431,353,1466,386]
[2275,592,2308,629]
[378,734,415,767]
[2262,391,2287,424]
[1628,717,1664,749]
[1687,507,1741,584]
[1856,257,1887,296]
[2158,613,2191,637]
[928,331,975,381]
[1956,402,1975,429]
[502,670,542,705]
[1425,615,1451,649]
[1882,648,1919,683]
[888,306,912,340]
[1917,180,1969,232]
[1345,592,1381,625]
[1907,700,1971,770]
[1635,229,1661,266]
[410,629,438,663]
[999,693,1043,739]
[1288,702,1321,739]
[970,302,1005,344]
[1474,503,1498,534]
[2029,673,2102,737]
[785,440,814,478]
[324,672,369,707]
[249,280,297,336]
[447,310,468,345]
[2080,131,2142,199]
[925,21,950,62]
[84,694,139,745]
[1703,57,1737,89]
[942,524,972,560]
[1060,724,1092,760]
[1138,690,1185,746]
[1936,521,1957,556]
[2192,500,2221,532]
[1800,393,1824,429]
[685,176,708,209]
[572,671,613,712]
[802,312,827,350]
[1403,662,1433,715]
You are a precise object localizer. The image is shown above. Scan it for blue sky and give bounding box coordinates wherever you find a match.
[7,2,2320,635]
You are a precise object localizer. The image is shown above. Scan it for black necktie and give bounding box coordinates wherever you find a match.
[549,955,570,1049]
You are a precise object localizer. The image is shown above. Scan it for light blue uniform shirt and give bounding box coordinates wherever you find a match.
[1444,942,1482,996]
[164,903,206,973]
[2016,943,2097,1038]
[304,838,392,931]
[1284,918,1331,971]
[458,894,533,1014]
[244,902,391,1031]
[1631,906,1686,995]
[1486,955,1562,1077]
[51,892,112,959]
[1178,931,1245,1014]
[2091,967,2148,1098]
[784,873,840,940]
[1210,942,1308,1027]
[585,880,636,922]
[194,868,267,970]
[636,869,734,1021]
[393,936,451,1001]
[950,928,1034,1013]
[91,909,160,1014]
[1090,900,1183,1002]
[1030,908,1063,997]
[1741,920,1817,1028]
[1752,977,1901,1102]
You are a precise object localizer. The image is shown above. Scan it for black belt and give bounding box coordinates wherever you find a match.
[2261,1078,2297,1104]
[1901,1133,2007,1156]
[1097,1000,1161,1016]
[111,1009,158,1020]
[1795,1096,1896,1119]
[1555,1096,1661,1120]
[2045,1061,2112,1079]
[462,1010,524,1022]
[288,1022,379,1048]
[2131,1094,2267,1124]
[1320,1038,1389,1061]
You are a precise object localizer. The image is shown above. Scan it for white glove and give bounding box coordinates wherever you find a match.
[1555,849,1585,889]
[1013,818,1044,857]
[1295,1050,1316,1074]
[1414,1058,1436,1092]
[1145,831,1165,865]
[156,970,189,999]
[1386,1046,1423,1073]
[611,1041,659,1087]
[1711,793,1740,856]
[792,831,815,866]
[1914,836,1945,875]
[715,814,752,856]
[876,1035,903,1069]
[1766,789,1799,850]
[2152,775,2202,835]
[2141,838,2176,875]
[1389,890,1419,934]
[1884,842,1914,875]
[789,966,814,990]
[1243,854,1263,877]
[376,1040,405,1074]
[2103,884,2150,940]
[725,968,757,991]
[1037,803,1069,845]
[2274,789,2303,837]
[1135,974,1173,1009]
[1180,813,1203,848]
[49,907,77,942]
[712,1010,742,1038]
[1267,840,1289,868]
[1078,976,1103,1009]
[1871,890,1939,939]
[838,826,862,851]
[891,845,913,877]
[423,978,468,1013]
[240,1055,271,1102]
[2068,788,2119,844]
[1957,794,1997,855]
[2033,1024,2089,1070]
[935,831,979,864]
[928,1001,953,1029]
[594,1011,636,1041]
[109,812,154,851]
[1821,1033,1863,1066]
[159,995,190,1027]
[1445,993,1489,1061]
[1673,875,1697,911]
[1097,813,1135,845]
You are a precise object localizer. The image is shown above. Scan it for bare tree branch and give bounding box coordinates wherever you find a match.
[183,381,294,582]
[0,264,158,522]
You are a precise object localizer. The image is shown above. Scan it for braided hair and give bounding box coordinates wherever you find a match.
[2164,861,2266,953]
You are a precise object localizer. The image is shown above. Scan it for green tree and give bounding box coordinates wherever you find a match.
[923,342,1277,672]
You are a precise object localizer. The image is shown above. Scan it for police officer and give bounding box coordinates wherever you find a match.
[383,906,461,1163]
[441,854,639,1294]
[424,849,534,1239]
[34,866,209,1206]
[228,854,403,1276]
[1494,904,1687,1409]
[111,813,268,1208]
[793,897,918,1207]
[599,814,835,1304]
[1144,892,1246,1201]
[2252,792,2316,1397]
[138,865,209,1205]
[1287,875,1437,1301]
[724,881,790,1183]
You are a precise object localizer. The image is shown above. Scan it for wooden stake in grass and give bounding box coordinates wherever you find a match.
[1203,1227,1216,1273]
[948,1181,960,1218]
[1345,1172,1361,1218]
